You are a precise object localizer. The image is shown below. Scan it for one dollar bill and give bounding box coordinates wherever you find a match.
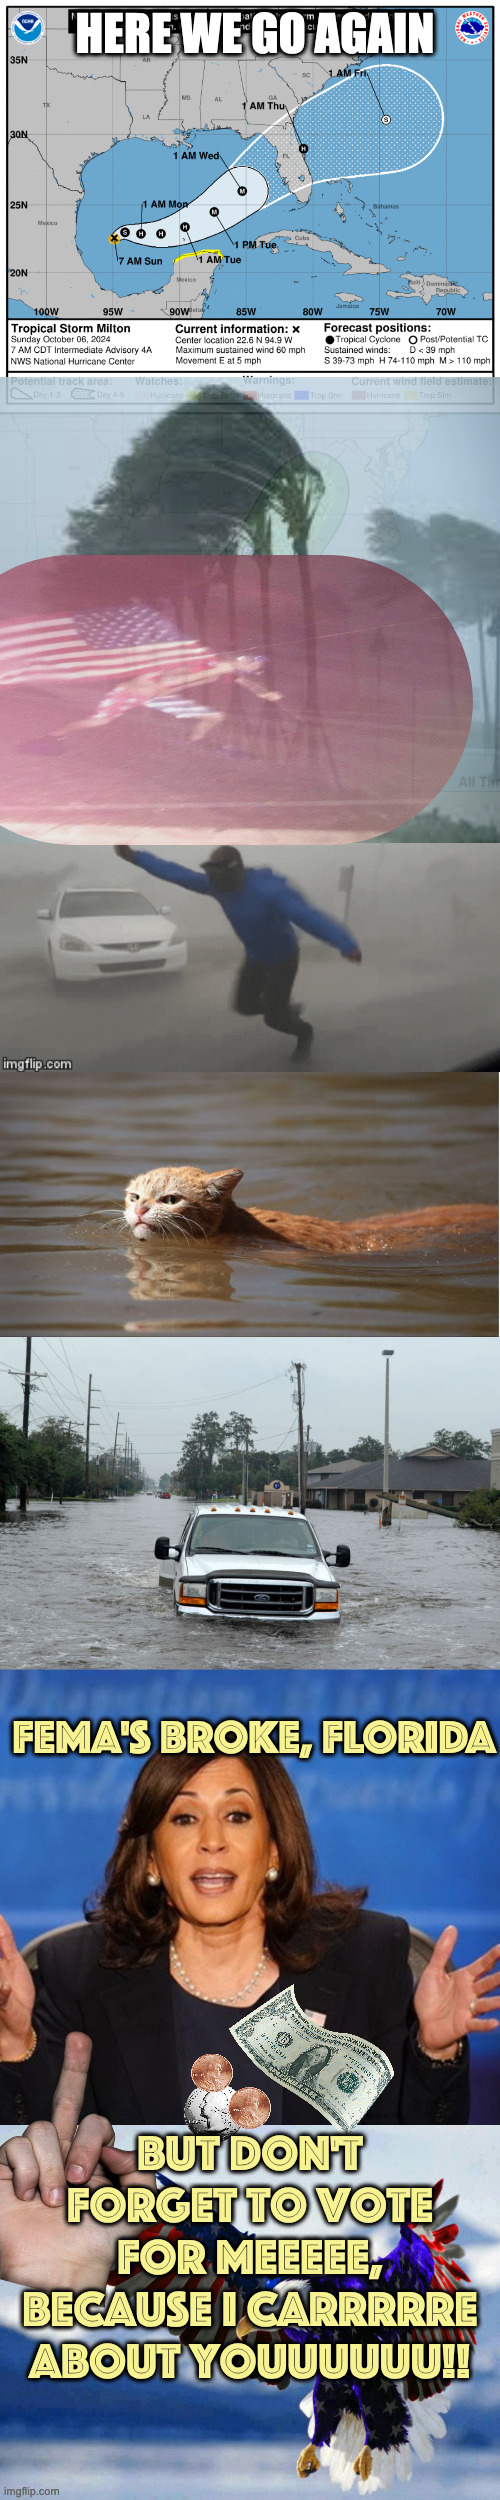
[230,1986,393,2125]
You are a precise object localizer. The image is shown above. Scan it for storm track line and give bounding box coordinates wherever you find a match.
[222,63,444,176]
[109,65,444,254]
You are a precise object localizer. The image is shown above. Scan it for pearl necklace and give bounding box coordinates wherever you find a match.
[170,1938,271,2005]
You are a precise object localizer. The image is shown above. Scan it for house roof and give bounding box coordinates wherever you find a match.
[307,1452,490,1493]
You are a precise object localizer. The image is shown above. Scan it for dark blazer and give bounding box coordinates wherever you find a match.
[0,1911,469,2129]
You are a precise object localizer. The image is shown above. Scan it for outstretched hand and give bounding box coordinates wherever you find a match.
[414,1926,500,2056]
[0,2034,141,2289]
[114,844,135,861]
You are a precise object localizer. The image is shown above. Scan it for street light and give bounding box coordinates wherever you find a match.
[382,1350,394,1508]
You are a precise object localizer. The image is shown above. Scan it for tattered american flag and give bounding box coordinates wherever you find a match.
[108,2216,236,2345]
[0,600,227,689]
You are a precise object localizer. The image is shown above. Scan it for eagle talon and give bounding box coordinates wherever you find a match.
[354,2450,373,2482]
[297,2445,321,2477]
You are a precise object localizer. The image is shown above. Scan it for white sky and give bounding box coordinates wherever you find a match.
[0,1334,498,1475]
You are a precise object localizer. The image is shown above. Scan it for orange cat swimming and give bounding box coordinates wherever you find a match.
[124,1166,497,1257]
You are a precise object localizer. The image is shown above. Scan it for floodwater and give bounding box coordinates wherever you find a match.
[2,1492,499,1670]
[0,1075,497,1334]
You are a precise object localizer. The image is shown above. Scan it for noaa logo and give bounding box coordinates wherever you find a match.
[11,11,44,38]
[455,11,489,38]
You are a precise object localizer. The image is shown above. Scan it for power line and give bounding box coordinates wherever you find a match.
[24,1345,121,1448]
[30,1363,81,1419]
[39,1339,88,1405]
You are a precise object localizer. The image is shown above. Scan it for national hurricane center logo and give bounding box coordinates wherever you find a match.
[11,11,45,39]
[455,12,489,39]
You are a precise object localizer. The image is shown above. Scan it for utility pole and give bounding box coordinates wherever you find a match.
[241,1422,250,1505]
[15,1340,45,1510]
[382,1348,394,1525]
[59,1418,72,1506]
[85,1374,92,1501]
[291,1361,307,1512]
[18,1335,32,1514]
[112,1413,120,1487]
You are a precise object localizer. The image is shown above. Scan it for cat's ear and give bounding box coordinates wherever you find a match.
[206,1168,243,1202]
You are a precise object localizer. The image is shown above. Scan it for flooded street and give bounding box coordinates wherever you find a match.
[0,1073,497,1334]
[2,1491,498,1671]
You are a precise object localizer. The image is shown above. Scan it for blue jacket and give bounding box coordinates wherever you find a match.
[129,852,359,966]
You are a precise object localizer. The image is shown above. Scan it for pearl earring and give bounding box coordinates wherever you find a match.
[266,1866,279,1882]
[147,1871,161,1887]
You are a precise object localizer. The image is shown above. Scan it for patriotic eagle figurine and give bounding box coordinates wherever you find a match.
[109,2176,474,2486]
[293,2182,474,2485]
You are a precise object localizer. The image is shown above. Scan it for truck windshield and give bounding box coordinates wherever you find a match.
[188,1515,320,1558]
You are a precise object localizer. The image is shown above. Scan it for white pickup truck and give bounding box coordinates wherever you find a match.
[155,1503,350,1623]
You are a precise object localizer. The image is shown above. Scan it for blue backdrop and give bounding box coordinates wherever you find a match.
[1,1668,498,2119]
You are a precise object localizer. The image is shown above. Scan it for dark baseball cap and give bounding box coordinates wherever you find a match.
[202,845,244,874]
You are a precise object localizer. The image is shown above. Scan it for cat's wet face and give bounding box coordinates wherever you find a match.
[124,1164,243,1241]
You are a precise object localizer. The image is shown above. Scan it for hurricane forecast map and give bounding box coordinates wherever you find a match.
[6,5,494,371]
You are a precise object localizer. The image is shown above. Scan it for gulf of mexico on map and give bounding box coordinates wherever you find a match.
[7,5,492,350]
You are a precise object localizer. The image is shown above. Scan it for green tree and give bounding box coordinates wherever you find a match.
[431,1428,490,1458]
[366,507,500,732]
[26,1417,86,1501]
[89,1445,144,1499]
[457,1489,500,1533]
[67,387,323,559]
[225,1411,254,1455]
[423,517,500,736]
[384,809,500,844]
[245,462,324,558]
[247,1447,296,1494]
[158,1472,171,1493]
[326,1447,346,1461]
[110,1448,145,1498]
[174,1409,226,1495]
[348,1437,384,1462]
[0,1413,24,1513]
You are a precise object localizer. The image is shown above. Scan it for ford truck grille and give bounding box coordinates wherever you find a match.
[206,1578,315,1617]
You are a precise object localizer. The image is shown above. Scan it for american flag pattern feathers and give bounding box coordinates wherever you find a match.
[0,601,233,694]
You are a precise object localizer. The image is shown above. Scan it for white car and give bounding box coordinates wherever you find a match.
[38,886,187,983]
[155,1503,350,1622]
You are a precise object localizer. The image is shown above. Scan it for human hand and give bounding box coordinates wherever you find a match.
[0,1917,36,2061]
[114,844,135,860]
[0,2033,141,2290]
[251,687,282,704]
[347,946,362,964]
[415,1927,500,2057]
